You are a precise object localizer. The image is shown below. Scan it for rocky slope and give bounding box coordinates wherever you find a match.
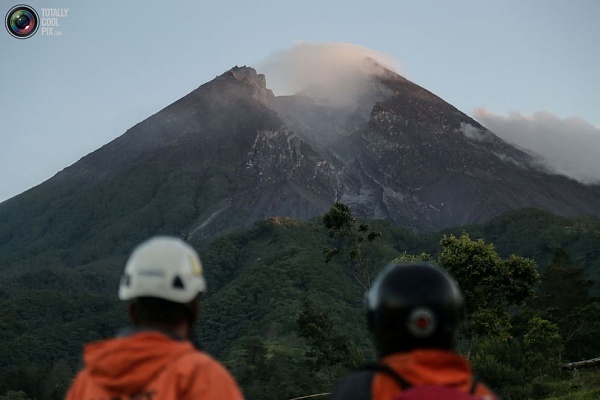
[1,64,600,273]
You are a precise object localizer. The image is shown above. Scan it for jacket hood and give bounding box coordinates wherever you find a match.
[382,349,472,387]
[83,331,197,393]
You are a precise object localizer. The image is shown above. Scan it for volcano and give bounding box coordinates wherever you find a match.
[1,63,599,274]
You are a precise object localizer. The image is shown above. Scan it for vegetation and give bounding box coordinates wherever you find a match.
[322,202,382,290]
[0,207,599,399]
[296,299,357,384]
[439,233,540,354]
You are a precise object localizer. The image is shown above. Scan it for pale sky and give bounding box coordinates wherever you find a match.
[1,0,599,202]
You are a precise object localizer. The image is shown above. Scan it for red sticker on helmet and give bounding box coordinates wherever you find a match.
[407,307,436,338]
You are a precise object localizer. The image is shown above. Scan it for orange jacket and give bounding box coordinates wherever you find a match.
[329,349,497,400]
[373,350,497,399]
[65,331,244,400]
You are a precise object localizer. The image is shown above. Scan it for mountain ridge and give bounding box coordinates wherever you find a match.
[1,63,600,275]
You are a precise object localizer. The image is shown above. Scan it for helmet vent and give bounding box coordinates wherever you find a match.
[122,274,131,287]
[172,276,185,290]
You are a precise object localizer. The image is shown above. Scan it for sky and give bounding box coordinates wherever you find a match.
[1,0,599,202]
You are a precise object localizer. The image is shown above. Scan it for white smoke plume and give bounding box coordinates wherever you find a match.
[474,109,600,185]
[258,42,401,105]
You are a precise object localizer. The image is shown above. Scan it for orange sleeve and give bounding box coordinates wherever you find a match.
[178,355,244,400]
[64,370,87,400]
[474,382,499,400]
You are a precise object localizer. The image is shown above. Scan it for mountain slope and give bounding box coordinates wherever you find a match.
[342,73,600,229]
[2,64,600,274]
[0,67,335,274]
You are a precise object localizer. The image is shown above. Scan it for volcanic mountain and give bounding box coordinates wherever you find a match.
[1,64,600,274]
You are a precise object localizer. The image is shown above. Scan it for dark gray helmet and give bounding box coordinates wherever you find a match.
[366,262,464,357]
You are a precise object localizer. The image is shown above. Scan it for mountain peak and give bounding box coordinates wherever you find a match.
[2,60,600,274]
[360,56,404,81]
[216,66,275,106]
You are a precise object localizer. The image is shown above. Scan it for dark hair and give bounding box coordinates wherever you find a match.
[133,297,197,326]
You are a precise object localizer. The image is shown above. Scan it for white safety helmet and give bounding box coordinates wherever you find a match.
[119,236,206,303]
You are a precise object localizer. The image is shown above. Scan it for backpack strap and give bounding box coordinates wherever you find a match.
[361,363,412,390]
[469,378,480,395]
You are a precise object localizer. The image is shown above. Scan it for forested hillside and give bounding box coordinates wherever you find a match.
[0,208,599,399]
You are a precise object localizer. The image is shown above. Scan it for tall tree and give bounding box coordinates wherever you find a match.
[438,233,539,355]
[296,299,355,384]
[524,317,562,379]
[229,336,319,400]
[527,248,600,361]
[322,202,381,290]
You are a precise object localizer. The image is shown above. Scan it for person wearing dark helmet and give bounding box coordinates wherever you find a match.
[329,262,497,400]
[66,236,244,400]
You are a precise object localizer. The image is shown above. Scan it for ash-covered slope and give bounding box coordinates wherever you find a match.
[331,71,600,230]
[0,67,337,274]
[1,64,600,274]
[271,64,600,230]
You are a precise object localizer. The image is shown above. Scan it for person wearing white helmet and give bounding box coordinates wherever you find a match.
[66,236,244,400]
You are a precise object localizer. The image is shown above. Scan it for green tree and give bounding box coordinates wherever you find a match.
[322,202,381,290]
[524,317,562,379]
[439,233,540,355]
[470,337,529,399]
[393,251,434,263]
[228,336,319,400]
[296,299,355,384]
[527,249,600,361]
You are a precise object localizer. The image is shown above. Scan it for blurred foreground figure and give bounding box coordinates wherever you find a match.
[329,262,497,400]
[66,236,244,400]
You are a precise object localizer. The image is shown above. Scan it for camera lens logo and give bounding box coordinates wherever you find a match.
[5,5,39,39]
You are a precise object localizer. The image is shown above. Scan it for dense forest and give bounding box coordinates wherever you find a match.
[0,207,599,399]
